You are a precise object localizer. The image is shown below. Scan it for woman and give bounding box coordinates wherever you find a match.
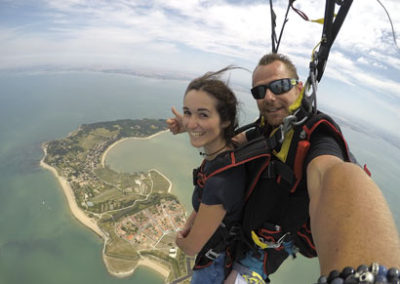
[172,67,246,284]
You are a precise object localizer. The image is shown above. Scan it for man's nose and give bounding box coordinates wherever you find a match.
[264,88,275,102]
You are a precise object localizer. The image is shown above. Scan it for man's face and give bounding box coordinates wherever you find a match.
[252,61,302,127]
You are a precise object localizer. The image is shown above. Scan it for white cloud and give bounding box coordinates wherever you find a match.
[0,0,400,113]
[2,0,399,70]
[0,0,399,134]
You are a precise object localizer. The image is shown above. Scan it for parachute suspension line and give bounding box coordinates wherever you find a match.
[267,0,353,114]
[376,0,400,54]
[313,0,353,82]
[290,2,326,25]
[290,2,309,22]
[311,41,322,63]
[303,0,353,114]
[269,0,293,53]
[303,40,322,114]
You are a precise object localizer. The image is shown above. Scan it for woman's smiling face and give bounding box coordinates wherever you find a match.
[183,89,228,153]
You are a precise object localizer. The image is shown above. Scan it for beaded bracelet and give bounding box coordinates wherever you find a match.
[316,263,400,284]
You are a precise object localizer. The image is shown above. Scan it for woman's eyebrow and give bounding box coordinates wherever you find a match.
[197,108,210,112]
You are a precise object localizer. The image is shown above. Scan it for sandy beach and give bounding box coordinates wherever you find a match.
[151,168,173,193]
[136,258,170,279]
[105,256,170,280]
[40,144,104,238]
[101,130,169,167]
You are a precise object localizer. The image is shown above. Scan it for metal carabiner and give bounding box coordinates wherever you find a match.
[261,232,290,249]
[276,232,290,246]
[278,115,297,143]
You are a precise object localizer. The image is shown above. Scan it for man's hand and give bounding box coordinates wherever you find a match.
[166,106,184,135]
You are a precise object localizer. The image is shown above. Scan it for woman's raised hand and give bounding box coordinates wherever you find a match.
[166,106,185,135]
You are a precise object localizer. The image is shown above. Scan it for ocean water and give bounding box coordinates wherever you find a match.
[0,72,185,284]
[0,72,399,284]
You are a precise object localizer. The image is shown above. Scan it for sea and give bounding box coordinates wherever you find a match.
[0,71,399,284]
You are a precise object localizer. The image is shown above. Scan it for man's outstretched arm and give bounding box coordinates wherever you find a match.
[307,155,400,275]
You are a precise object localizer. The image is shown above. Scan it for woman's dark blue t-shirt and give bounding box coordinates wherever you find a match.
[192,159,246,224]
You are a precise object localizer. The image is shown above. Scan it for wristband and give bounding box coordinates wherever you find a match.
[316,263,400,284]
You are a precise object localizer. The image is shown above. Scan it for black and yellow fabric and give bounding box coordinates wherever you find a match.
[238,110,355,278]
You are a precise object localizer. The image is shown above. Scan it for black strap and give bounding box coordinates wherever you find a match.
[195,222,241,267]
[269,0,294,53]
[264,160,295,189]
[315,0,353,82]
[193,135,272,186]
[234,121,258,136]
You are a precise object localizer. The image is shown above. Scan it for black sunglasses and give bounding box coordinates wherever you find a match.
[251,78,298,99]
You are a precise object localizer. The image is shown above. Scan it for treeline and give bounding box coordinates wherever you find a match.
[80,119,167,138]
[46,139,84,156]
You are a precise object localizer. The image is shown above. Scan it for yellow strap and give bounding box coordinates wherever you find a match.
[310,13,336,25]
[311,17,325,24]
[288,85,304,113]
[273,128,294,162]
[242,271,266,284]
[251,230,268,249]
[268,85,302,163]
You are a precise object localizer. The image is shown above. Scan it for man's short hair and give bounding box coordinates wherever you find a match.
[257,53,299,80]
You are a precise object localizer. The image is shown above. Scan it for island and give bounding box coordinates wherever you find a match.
[40,119,194,283]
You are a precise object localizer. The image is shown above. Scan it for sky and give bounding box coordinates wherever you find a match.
[0,0,399,135]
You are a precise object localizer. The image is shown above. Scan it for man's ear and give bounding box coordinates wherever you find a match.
[297,81,303,91]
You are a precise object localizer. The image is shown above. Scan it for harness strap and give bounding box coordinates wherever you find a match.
[265,160,294,187]
[193,136,272,189]
[315,0,353,82]
[194,222,242,269]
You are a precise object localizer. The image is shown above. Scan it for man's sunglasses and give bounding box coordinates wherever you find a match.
[251,78,298,99]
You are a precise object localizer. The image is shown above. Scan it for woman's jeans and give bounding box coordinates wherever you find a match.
[191,252,225,284]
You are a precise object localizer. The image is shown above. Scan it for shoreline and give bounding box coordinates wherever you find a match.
[136,258,170,279]
[105,256,170,280]
[40,144,104,238]
[150,168,173,193]
[101,130,169,167]
[40,129,174,279]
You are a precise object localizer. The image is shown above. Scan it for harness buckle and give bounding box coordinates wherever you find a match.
[229,225,241,237]
[276,232,290,247]
[196,172,206,188]
[205,249,220,260]
[279,115,297,143]
[251,231,291,250]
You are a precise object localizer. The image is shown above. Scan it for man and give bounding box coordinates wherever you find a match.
[168,53,400,282]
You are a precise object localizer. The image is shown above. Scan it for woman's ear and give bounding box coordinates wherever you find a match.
[221,121,231,129]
